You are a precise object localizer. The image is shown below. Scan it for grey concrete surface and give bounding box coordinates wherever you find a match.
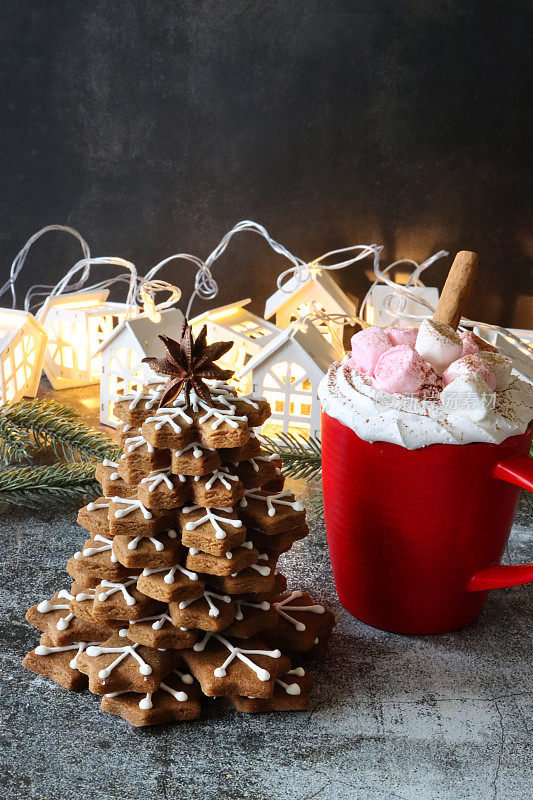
[1,475,532,800]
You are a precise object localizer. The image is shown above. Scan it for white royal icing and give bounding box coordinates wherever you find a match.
[36,589,75,631]
[142,563,198,584]
[181,505,243,539]
[274,591,325,631]
[240,489,304,517]
[112,497,153,520]
[97,577,139,606]
[35,640,99,670]
[86,640,153,679]
[178,589,232,618]
[193,632,281,681]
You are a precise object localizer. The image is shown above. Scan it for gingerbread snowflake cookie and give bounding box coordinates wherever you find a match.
[264,591,336,652]
[183,633,291,698]
[101,667,201,726]
[76,631,177,695]
[229,667,313,713]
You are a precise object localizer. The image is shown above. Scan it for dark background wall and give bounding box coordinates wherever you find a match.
[1,0,532,326]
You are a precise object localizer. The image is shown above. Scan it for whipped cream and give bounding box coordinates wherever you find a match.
[318,356,533,449]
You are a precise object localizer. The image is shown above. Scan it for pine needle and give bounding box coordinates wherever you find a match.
[0,417,34,463]
[260,432,322,481]
[0,399,120,463]
[0,462,99,509]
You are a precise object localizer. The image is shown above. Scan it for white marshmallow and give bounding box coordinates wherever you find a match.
[440,375,495,422]
[415,319,463,375]
[475,351,513,390]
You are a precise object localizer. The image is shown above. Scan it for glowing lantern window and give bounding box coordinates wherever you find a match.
[0,309,47,404]
[38,290,135,390]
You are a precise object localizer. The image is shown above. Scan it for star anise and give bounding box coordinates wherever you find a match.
[142,321,235,408]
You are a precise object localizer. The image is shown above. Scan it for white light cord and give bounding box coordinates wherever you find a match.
[0,225,91,310]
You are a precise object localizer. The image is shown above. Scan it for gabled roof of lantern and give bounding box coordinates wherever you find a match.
[93,307,184,356]
[264,269,357,320]
[237,320,340,380]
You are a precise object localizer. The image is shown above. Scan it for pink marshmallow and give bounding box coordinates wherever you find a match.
[348,326,391,374]
[442,354,497,391]
[459,331,498,357]
[386,327,419,349]
[374,345,431,395]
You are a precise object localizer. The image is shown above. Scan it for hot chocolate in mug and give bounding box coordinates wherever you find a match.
[321,412,533,634]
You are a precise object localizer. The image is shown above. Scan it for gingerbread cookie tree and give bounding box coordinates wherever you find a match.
[23,321,335,726]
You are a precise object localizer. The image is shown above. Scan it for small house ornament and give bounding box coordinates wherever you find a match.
[264,268,357,348]
[237,321,339,439]
[0,309,48,404]
[191,299,280,392]
[38,289,135,390]
[95,307,184,426]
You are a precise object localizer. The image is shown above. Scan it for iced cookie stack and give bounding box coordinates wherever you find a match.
[23,323,334,727]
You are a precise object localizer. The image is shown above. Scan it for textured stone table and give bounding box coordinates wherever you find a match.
[1,481,531,800]
[0,383,531,799]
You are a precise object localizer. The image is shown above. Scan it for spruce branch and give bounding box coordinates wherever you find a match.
[260,432,322,481]
[0,399,120,463]
[0,463,99,509]
[0,417,35,463]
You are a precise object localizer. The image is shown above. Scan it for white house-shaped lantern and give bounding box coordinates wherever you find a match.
[0,309,47,404]
[264,269,357,348]
[238,322,338,439]
[95,307,184,427]
[38,289,136,390]
[191,299,281,392]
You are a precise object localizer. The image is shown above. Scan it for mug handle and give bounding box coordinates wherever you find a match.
[468,454,533,591]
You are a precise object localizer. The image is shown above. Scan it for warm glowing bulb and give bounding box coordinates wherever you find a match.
[140,290,161,323]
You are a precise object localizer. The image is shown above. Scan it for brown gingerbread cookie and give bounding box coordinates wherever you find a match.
[190,468,244,508]
[114,421,138,445]
[231,395,271,428]
[23,634,93,691]
[248,524,309,555]
[207,554,279,595]
[76,631,176,694]
[101,668,201,726]
[240,570,288,601]
[223,598,278,639]
[77,497,111,538]
[219,431,261,462]
[239,489,306,534]
[25,590,116,646]
[185,541,259,577]
[264,591,335,652]
[178,504,246,556]
[108,497,175,538]
[136,562,205,604]
[117,435,170,485]
[170,441,221,476]
[127,611,197,650]
[137,468,189,509]
[112,529,181,570]
[229,667,313,713]
[168,589,236,632]
[141,407,197,450]
[231,453,282,489]
[183,632,291,698]
[66,535,129,586]
[113,388,163,428]
[95,459,136,499]
[91,576,163,621]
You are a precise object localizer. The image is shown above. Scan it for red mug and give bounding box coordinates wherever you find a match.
[321,411,533,634]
